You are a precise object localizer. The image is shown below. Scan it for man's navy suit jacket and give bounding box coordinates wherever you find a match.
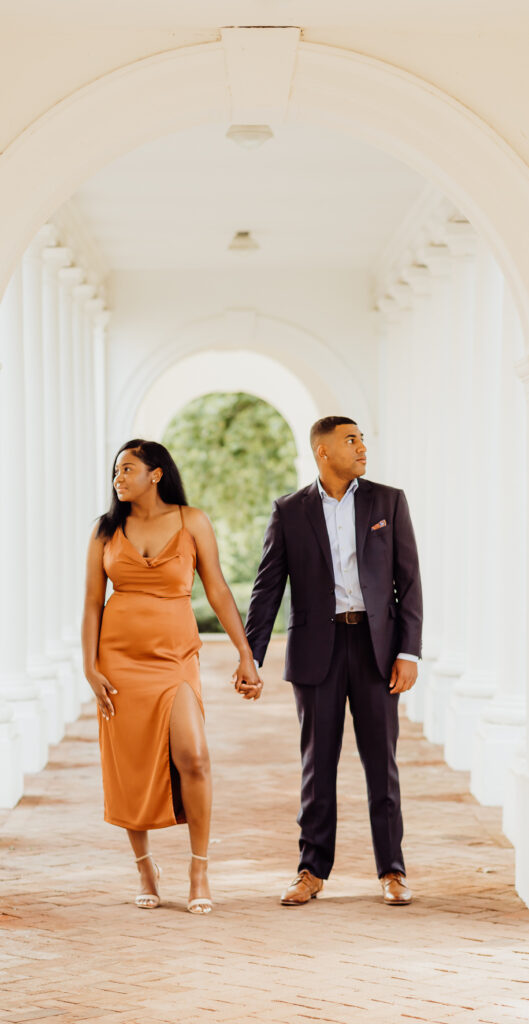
[245,478,423,686]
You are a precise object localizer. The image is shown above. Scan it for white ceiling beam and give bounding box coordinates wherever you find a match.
[221,27,300,124]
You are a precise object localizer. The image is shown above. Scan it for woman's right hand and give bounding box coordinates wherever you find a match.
[86,671,117,720]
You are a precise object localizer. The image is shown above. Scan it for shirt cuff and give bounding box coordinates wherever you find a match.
[254,659,260,669]
[397,653,418,663]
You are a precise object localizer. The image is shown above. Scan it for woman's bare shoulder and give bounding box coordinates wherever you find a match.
[89,522,106,545]
[182,506,212,531]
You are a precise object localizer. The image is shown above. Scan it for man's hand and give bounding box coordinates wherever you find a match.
[231,653,264,701]
[389,658,418,694]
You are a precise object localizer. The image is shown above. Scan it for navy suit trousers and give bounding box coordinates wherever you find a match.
[292,619,405,880]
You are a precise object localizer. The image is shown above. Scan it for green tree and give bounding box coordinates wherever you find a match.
[163,392,297,631]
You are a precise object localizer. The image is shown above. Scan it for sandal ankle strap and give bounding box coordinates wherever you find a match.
[191,853,208,862]
[135,852,154,864]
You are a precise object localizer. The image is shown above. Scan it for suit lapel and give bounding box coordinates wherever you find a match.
[354,478,374,566]
[302,482,334,581]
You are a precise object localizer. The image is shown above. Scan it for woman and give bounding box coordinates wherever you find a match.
[82,439,262,914]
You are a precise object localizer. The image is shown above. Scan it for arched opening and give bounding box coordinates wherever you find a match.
[161,390,297,632]
[129,347,323,487]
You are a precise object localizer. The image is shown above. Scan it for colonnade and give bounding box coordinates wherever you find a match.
[0,225,109,804]
[377,215,529,901]
[1,209,529,905]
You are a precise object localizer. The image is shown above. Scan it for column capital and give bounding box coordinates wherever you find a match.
[387,281,413,310]
[445,220,477,258]
[42,246,72,274]
[86,297,105,318]
[419,242,452,277]
[59,266,84,291]
[86,297,110,330]
[73,283,96,305]
[24,224,58,261]
[376,294,402,323]
[95,308,111,330]
[402,264,431,297]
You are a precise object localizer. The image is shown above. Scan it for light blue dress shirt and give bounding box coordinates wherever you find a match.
[317,477,418,664]
[317,476,364,612]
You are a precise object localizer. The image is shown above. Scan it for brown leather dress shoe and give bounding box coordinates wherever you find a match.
[281,869,323,905]
[380,872,412,905]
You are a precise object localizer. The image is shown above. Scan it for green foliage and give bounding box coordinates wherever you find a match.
[190,578,291,634]
[163,392,297,631]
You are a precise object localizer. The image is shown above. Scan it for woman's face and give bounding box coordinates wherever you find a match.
[113,450,158,502]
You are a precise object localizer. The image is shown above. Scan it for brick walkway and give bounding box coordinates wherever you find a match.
[1,638,528,1024]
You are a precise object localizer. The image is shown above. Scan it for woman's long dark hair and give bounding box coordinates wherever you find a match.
[96,439,188,540]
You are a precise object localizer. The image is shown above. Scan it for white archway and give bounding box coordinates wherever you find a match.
[107,310,376,475]
[132,349,320,487]
[1,41,529,345]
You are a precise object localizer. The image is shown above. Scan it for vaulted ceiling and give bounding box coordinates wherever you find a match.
[73,123,431,272]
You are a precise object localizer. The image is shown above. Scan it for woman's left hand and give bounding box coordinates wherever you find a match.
[232,655,264,701]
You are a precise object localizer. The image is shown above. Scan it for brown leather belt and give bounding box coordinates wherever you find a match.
[335,611,366,624]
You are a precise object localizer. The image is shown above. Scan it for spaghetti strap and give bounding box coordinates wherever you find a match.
[179,504,185,530]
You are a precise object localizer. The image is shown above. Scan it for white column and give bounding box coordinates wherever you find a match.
[22,227,67,749]
[72,284,95,622]
[377,297,402,485]
[511,352,529,906]
[386,283,414,492]
[58,266,85,653]
[415,245,452,721]
[472,295,526,805]
[72,283,97,701]
[42,245,81,727]
[445,245,504,769]
[85,298,105,524]
[93,308,111,513]
[426,224,477,744]
[400,266,432,724]
[0,265,45,782]
[376,296,399,487]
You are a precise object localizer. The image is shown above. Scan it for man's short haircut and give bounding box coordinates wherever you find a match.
[310,416,357,452]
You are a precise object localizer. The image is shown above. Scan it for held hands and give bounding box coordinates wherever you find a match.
[389,658,418,695]
[232,652,264,701]
[87,670,118,720]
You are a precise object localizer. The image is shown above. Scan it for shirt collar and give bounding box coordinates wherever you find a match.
[317,477,359,502]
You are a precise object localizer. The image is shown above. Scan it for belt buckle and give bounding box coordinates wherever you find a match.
[346,610,356,625]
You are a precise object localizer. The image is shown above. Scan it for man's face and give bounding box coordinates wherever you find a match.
[319,423,367,479]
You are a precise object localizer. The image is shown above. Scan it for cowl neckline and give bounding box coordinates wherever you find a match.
[118,524,194,566]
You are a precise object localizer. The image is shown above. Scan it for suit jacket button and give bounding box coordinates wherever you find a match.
[330,617,334,622]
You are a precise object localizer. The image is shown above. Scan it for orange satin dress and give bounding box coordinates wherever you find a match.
[97,518,203,830]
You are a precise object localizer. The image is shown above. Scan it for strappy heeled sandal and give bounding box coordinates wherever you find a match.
[135,852,161,909]
[188,853,213,915]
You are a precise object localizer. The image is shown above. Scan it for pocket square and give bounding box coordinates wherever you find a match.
[371,519,387,531]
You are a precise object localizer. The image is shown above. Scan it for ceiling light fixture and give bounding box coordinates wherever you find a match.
[228,231,259,252]
[226,124,274,149]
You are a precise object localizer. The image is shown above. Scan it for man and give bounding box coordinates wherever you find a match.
[245,416,422,906]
